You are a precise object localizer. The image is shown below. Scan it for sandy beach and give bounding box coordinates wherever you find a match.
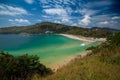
[59,34,106,42]
[59,34,95,42]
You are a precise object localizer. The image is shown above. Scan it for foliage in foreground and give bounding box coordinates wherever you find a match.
[34,32,120,80]
[0,52,52,80]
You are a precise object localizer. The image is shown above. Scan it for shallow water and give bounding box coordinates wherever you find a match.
[0,34,99,67]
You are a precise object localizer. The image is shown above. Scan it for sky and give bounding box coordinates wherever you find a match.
[0,0,120,29]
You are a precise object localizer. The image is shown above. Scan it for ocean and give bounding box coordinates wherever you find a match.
[0,34,99,67]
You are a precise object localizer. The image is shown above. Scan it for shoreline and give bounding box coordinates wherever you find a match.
[50,34,100,72]
[50,51,92,72]
[50,34,106,72]
[59,34,106,42]
[59,34,95,42]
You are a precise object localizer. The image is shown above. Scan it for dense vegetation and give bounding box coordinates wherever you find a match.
[34,32,120,80]
[0,22,117,38]
[0,52,52,80]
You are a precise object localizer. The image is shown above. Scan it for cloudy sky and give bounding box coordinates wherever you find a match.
[0,0,120,29]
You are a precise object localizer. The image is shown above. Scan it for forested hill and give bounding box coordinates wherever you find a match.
[0,22,119,38]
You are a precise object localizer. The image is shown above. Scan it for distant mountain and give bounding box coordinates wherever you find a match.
[91,27,120,32]
[0,22,119,38]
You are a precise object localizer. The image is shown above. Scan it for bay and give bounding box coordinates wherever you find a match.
[0,34,99,67]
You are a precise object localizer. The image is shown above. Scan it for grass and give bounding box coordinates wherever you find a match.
[31,47,120,80]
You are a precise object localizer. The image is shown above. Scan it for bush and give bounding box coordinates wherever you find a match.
[86,32,120,53]
[0,50,52,80]
[107,32,120,46]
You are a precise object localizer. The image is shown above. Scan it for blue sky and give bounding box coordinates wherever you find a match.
[0,0,120,29]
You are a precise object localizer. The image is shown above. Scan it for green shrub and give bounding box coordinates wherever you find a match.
[0,50,52,80]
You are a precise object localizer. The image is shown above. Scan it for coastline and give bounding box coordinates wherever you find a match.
[59,34,106,42]
[50,34,101,72]
[50,34,106,72]
[50,51,92,72]
[59,34,95,42]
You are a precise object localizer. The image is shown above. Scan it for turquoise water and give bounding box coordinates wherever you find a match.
[0,34,99,67]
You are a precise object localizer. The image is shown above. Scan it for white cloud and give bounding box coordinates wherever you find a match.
[40,0,48,4]
[86,0,113,8]
[9,19,30,24]
[8,19,13,22]
[61,18,69,22]
[44,8,67,16]
[42,5,51,8]
[40,0,77,23]
[76,8,97,27]
[42,15,49,18]
[71,23,78,26]
[78,8,99,16]
[44,8,70,22]
[79,15,91,25]
[92,15,110,21]
[99,21,109,25]
[112,16,120,19]
[54,20,61,23]
[25,0,34,4]
[0,4,28,16]
[38,0,119,29]
[40,0,64,5]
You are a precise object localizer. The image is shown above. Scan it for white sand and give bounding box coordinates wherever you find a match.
[59,34,106,42]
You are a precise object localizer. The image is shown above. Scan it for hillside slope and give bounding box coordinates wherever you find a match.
[0,22,115,38]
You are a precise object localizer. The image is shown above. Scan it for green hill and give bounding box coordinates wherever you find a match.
[0,22,116,38]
